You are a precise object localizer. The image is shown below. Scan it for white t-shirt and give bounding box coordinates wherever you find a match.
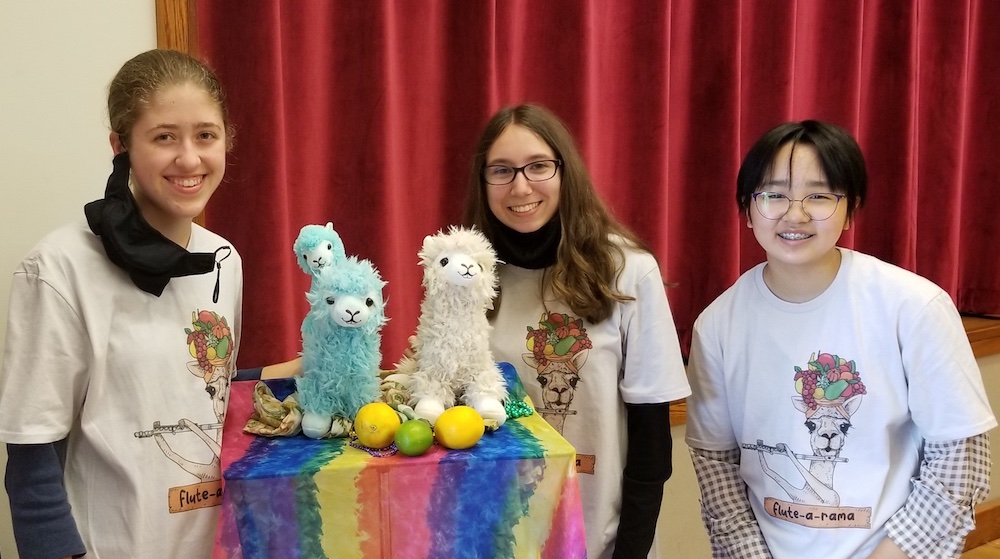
[489,243,690,559]
[0,220,243,559]
[685,249,996,559]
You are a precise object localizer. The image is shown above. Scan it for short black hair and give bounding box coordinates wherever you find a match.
[736,120,867,218]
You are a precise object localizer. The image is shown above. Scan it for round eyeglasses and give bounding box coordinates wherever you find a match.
[751,191,846,221]
[483,159,562,186]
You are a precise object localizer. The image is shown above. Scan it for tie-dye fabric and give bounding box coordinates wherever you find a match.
[213,362,587,559]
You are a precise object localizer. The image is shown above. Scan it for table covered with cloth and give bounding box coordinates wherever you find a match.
[213,362,587,559]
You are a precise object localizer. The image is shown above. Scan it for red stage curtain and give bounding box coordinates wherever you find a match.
[197,0,1000,368]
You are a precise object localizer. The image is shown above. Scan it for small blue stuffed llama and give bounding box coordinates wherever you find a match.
[293,222,346,283]
[296,256,388,438]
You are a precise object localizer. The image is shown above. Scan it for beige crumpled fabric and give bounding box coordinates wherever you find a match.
[380,371,412,410]
[242,372,413,438]
[243,381,303,437]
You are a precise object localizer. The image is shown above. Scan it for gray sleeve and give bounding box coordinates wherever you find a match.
[689,446,774,559]
[5,441,86,559]
[884,434,992,559]
[234,367,263,381]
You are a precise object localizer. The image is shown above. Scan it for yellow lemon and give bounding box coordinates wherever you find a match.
[434,406,485,450]
[353,402,401,449]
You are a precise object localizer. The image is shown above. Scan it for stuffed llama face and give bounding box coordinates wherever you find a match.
[294,222,347,275]
[325,292,378,328]
[438,253,483,287]
[419,227,498,299]
[307,257,387,333]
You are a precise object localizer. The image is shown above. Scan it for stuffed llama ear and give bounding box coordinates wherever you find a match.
[325,222,335,230]
[421,235,435,254]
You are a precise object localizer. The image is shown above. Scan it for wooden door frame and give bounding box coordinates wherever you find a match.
[155,0,206,226]
[155,0,198,55]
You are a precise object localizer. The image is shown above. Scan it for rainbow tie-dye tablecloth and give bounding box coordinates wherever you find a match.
[213,362,587,559]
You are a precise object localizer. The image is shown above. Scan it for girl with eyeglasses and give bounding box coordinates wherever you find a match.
[685,120,994,559]
[463,104,691,559]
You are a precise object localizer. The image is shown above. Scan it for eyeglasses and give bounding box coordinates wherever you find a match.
[482,159,562,186]
[751,191,846,221]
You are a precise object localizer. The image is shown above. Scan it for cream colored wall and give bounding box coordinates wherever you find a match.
[656,354,1000,558]
[0,2,155,557]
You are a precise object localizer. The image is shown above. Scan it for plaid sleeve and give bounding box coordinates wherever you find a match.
[689,446,774,559]
[884,433,992,559]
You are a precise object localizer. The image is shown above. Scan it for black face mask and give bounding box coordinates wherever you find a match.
[84,151,230,300]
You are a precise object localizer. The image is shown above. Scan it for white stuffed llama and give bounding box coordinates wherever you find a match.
[398,226,508,426]
[296,257,387,438]
[293,222,346,283]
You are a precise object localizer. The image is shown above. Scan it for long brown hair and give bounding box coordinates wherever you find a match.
[463,104,651,323]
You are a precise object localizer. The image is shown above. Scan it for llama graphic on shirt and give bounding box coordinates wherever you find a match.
[133,309,234,513]
[522,312,592,436]
[742,351,873,528]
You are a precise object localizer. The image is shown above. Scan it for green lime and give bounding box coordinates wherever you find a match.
[394,419,434,456]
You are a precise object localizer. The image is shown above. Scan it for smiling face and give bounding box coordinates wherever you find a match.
[485,124,561,233]
[113,82,227,246]
[749,142,850,276]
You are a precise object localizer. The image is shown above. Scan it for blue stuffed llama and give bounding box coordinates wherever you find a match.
[296,256,388,438]
[293,222,347,282]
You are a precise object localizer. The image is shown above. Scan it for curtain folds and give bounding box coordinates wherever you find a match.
[197,0,1000,368]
